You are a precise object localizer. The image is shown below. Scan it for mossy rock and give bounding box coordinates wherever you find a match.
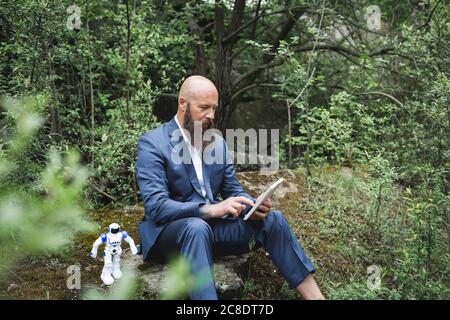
[121,250,249,299]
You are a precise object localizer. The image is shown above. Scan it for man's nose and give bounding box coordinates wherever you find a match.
[206,109,215,120]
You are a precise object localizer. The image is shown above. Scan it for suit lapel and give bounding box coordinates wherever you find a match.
[202,161,214,203]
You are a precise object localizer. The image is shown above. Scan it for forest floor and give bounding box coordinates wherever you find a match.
[1,166,448,300]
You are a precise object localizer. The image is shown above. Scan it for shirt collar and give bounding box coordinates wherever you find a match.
[174,115,200,153]
[174,115,189,143]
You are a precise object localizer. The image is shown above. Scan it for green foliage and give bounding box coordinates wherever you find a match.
[294,106,354,165]
[160,256,212,300]
[0,0,187,206]
[242,278,264,299]
[1,0,449,299]
[0,97,95,278]
[0,94,52,188]
[86,80,159,206]
[297,164,449,300]
[268,5,450,300]
[325,279,402,300]
[82,270,138,300]
[391,188,450,299]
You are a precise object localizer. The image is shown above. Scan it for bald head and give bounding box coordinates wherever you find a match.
[179,75,218,103]
[176,75,218,131]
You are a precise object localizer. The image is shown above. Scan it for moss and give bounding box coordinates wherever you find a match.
[2,167,448,299]
[0,205,144,299]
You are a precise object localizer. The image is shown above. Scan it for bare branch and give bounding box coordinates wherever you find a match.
[233,8,305,89]
[356,91,404,107]
[231,82,282,102]
[262,7,305,64]
[223,6,308,43]
[233,58,286,90]
[293,43,395,57]
[251,0,262,39]
[417,0,443,30]
[287,67,316,108]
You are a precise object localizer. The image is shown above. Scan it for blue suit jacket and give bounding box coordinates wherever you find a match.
[136,118,253,261]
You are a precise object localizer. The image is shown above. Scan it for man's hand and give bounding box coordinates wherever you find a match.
[249,198,273,221]
[200,196,255,219]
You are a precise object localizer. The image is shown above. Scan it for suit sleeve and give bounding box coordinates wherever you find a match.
[136,134,205,225]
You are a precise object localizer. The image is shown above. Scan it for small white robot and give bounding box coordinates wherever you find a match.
[90,223,138,285]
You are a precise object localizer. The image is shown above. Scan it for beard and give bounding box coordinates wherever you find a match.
[183,102,215,151]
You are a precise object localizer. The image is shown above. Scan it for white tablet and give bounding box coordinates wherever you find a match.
[243,178,284,221]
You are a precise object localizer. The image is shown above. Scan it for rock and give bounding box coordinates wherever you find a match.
[7,283,19,292]
[121,250,249,299]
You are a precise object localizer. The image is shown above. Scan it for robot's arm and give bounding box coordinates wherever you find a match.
[90,234,106,258]
[122,232,138,255]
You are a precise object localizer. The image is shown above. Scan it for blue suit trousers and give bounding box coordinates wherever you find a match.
[148,210,316,300]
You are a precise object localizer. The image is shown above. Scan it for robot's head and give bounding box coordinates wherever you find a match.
[108,223,121,234]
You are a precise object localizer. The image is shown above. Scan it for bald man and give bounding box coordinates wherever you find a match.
[136,75,324,300]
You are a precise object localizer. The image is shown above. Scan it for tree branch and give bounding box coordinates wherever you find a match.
[223,6,307,43]
[233,58,286,90]
[293,43,395,57]
[326,83,404,108]
[233,8,305,89]
[224,0,246,44]
[92,184,118,202]
[231,82,282,102]
[233,41,394,95]
[251,0,262,39]
[417,0,443,30]
[355,91,404,107]
[262,7,305,64]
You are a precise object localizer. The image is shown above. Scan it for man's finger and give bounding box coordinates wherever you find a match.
[231,202,245,212]
[250,211,266,220]
[257,204,269,213]
[228,207,239,217]
[235,196,255,207]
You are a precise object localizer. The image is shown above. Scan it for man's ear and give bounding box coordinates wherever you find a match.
[179,97,187,112]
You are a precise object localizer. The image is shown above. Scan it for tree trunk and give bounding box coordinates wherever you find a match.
[214,3,304,131]
[124,0,139,204]
[214,0,246,132]
[47,52,63,142]
[86,2,95,150]
[188,20,207,76]
[214,42,234,131]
